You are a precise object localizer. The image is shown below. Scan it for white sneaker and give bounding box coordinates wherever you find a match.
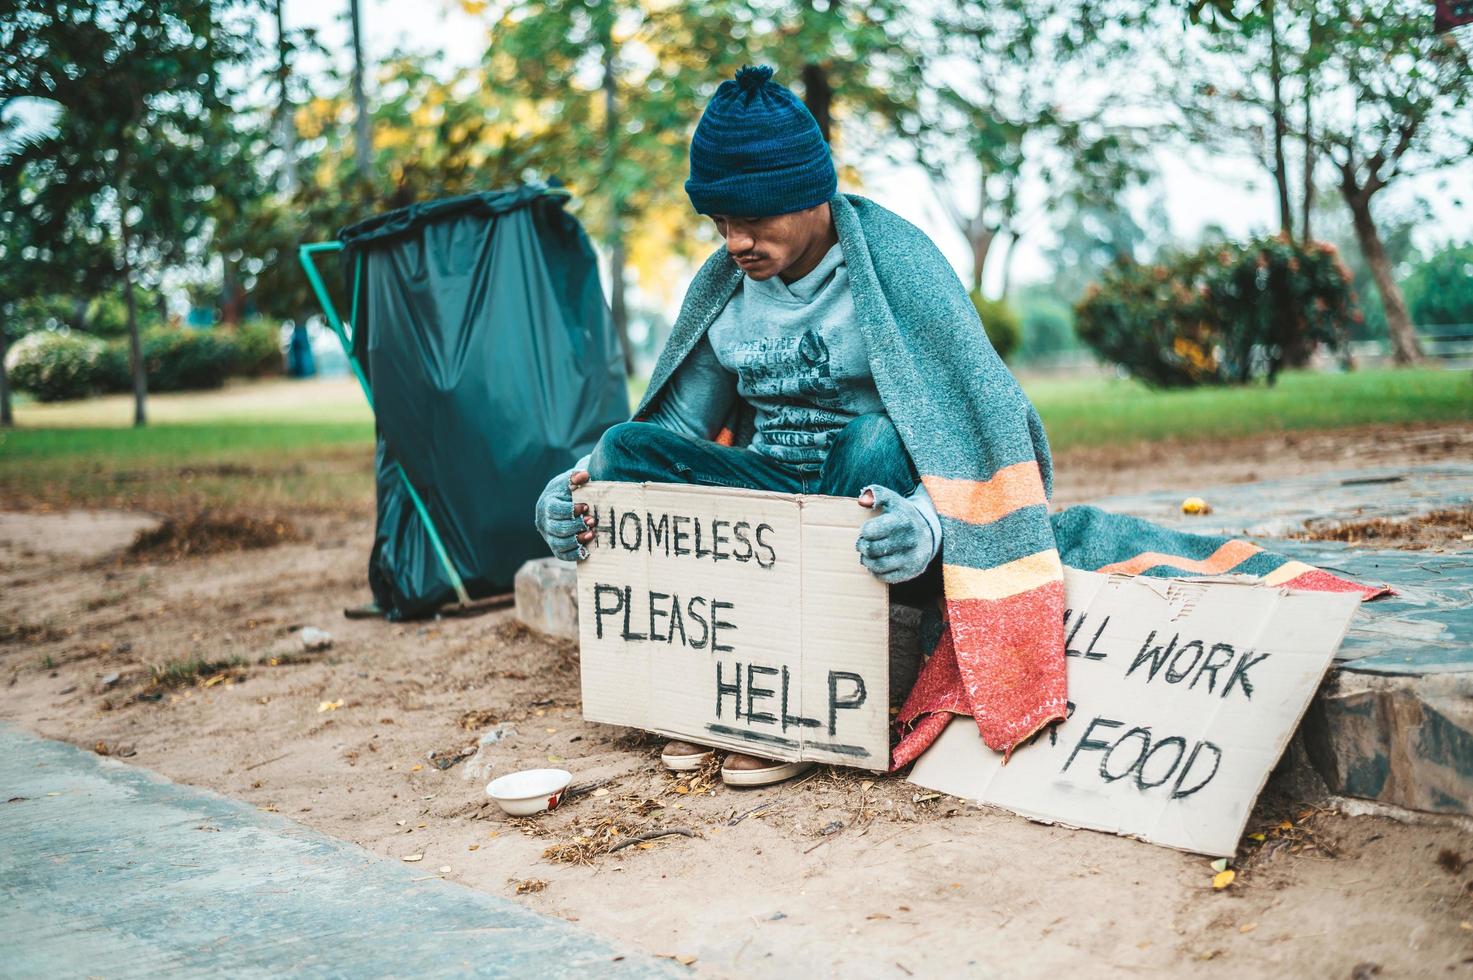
[720,753,816,787]
[660,740,715,772]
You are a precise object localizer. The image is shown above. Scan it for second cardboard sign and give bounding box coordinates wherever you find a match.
[909,567,1362,855]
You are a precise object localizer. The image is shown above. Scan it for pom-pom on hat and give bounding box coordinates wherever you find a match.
[684,65,837,218]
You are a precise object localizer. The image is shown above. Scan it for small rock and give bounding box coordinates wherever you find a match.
[514,558,580,640]
[58,685,77,695]
[100,671,121,689]
[299,627,333,651]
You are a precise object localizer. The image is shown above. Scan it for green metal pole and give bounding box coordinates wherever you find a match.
[298,242,472,608]
[298,242,372,405]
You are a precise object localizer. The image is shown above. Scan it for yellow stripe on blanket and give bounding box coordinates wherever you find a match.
[922,462,1047,527]
[943,549,1063,601]
[1262,560,1317,586]
[1096,539,1263,576]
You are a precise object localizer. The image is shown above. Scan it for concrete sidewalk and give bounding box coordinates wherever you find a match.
[0,726,677,979]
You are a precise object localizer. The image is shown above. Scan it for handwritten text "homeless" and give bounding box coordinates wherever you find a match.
[586,505,779,567]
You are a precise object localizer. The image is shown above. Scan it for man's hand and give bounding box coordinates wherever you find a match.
[856,485,934,584]
[534,468,594,561]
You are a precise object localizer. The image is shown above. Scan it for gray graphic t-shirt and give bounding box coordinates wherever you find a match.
[638,242,942,562]
[652,242,883,470]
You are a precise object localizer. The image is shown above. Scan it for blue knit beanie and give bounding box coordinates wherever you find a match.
[685,65,837,218]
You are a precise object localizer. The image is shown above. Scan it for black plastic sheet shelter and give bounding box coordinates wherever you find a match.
[301,184,627,619]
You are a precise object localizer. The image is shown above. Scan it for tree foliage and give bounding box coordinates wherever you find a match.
[479,0,923,329]
[223,51,553,323]
[1166,0,1472,364]
[1311,0,1473,362]
[904,0,1152,291]
[0,0,263,424]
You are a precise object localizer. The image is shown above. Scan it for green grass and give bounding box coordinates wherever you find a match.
[1024,367,1473,451]
[1,378,376,513]
[0,424,375,513]
[2,368,1468,513]
[0,420,373,463]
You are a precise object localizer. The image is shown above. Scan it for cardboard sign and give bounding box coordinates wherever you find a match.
[908,568,1362,856]
[574,482,891,770]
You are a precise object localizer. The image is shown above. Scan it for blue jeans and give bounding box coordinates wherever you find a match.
[587,413,920,499]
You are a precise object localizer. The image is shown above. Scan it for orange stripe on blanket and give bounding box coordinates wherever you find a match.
[921,462,1047,527]
[942,549,1063,601]
[1096,539,1262,576]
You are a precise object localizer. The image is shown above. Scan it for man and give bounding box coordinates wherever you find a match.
[536,64,1071,786]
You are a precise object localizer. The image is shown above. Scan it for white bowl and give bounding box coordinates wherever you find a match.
[486,768,573,816]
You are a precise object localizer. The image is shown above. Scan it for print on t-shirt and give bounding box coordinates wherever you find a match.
[726,328,841,402]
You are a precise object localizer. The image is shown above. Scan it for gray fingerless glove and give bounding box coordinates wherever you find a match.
[856,484,936,584]
[534,466,586,562]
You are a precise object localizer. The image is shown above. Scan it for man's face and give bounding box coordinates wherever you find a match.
[709,203,829,281]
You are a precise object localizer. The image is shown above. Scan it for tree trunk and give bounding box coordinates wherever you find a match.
[221,258,242,326]
[0,324,12,428]
[800,0,836,145]
[276,0,297,193]
[1267,0,1294,240]
[1300,74,1314,240]
[969,226,996,294]
[119,216,148,427]
[999,230,1021,299]
[1343,188,1421,364]
[609,236,631,372]
[801,62,833,145]
[349,0,371,174]
[601,36,633,375]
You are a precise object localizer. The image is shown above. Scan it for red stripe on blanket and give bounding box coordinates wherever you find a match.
[892,581,1068,768]
[1280,569,1392,599]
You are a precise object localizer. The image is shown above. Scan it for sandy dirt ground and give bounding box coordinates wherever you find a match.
[4,424,1473,978]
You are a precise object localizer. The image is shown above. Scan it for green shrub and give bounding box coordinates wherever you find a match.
[969,292,1022,363]
[1074,236,1358,387]
[4,330,105,402]
[1405,242,1473,327]
[230,320,283,377]
[1016,292,1079,360]
[95,341,135,393]
[142,329,236,392]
